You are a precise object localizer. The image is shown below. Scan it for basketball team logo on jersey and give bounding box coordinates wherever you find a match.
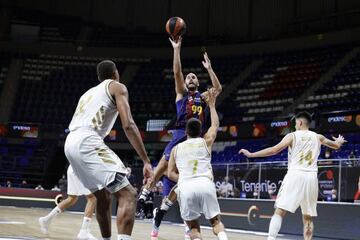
[176,91,207,130]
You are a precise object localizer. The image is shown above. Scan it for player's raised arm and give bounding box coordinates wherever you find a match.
[239,133,293,158]
[167,147,179,182]
[318,134,346,150]
[204,88,219,148]
[169,37,186,100]
[202,52,222,94]
[109,81,153,184]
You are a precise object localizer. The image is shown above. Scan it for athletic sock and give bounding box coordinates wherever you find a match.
[80,217,91,231]
[184,221,190,233]
[160,198,173,211]
[103,238,111,240]
[154,208,166,228]
[139,188,150,202]
[268,214,283,240]
[118,234,131,240]
[217,231,228,240]
[153,198,173,228]
[44,206,62,222]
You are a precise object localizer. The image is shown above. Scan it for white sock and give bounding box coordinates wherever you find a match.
[160,198,173,211]
[103,238,111,240]
[80,217,91,231]
[184,221,190,233]
[118,234,131,240]
[218,231,228,240]
[268,214,283,240]
[139,188,150,201]
[44,206,61,221]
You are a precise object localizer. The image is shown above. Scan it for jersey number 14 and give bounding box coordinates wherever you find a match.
[300,151,313,165]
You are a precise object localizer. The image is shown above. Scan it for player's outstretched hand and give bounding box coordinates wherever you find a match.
[332,134,347,146]
[202,52,212,70]
[239,148,252,158]
[169,36,182,49]
[143,162,154,185]
[207,88,218,107]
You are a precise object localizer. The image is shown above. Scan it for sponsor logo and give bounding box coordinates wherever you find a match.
[327,115,352,123]
[270,121,288,128]
[12,125,31,131]
[318,170,335,198]
[239,180,282,193]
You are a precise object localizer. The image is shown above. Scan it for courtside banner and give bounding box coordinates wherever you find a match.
[212,165,360,202]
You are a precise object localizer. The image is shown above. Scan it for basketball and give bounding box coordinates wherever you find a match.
[165,17,186,40]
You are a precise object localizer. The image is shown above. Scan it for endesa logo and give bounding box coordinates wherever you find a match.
[327,115,352,123]
[12,125,31,131]
[270,121,288,128]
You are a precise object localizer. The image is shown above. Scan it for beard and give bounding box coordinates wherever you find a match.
[186,83,197,91]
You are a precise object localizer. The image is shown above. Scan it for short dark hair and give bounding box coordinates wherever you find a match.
[97,60,116,82]
[295,111,312,125]
[186,118,202,138]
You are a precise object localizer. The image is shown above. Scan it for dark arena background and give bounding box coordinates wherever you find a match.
[0,0,360,239]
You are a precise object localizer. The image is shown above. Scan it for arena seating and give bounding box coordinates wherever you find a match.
[298,52,360,112]
[9,44,357,130]
[11,54,130,130]
[220,45,350,124]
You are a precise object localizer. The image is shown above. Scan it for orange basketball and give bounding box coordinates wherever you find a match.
[165,17,186,40]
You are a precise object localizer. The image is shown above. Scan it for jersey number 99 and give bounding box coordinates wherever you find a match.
[191,105,203,115]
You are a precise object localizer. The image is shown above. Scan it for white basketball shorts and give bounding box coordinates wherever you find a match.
[67,165,91,196]
[64,129,129,193]
[275,170,318,217]
[176,177,221,221]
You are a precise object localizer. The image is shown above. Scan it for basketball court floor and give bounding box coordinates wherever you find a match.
[0,206,332,240]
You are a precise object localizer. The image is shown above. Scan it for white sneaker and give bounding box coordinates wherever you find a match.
[77,229,98,240]
[38,217,50,235]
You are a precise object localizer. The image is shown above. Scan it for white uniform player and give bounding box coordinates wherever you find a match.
[168,89,228,240]
[61,60,153,240]
[65,79,128,193]
[239,111,346,240]
[175,138,220,221]
[275,130,320,216]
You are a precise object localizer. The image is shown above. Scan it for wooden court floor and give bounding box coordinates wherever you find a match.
[0,206,329,240]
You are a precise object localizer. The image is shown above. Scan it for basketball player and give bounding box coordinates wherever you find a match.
[39,165,97,240]
[138,36,222,239]
[239,111,346,240]
[64,60,154,240]
[168,88,228,240]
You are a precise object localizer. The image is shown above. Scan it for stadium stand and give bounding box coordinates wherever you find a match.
[11,54,130,130]
[220,45,351,124]
[298,52,360,112]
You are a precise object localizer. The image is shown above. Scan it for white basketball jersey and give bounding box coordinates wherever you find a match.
[68,79,118,139]
[175,138,213,184]
[288,130,320,172]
